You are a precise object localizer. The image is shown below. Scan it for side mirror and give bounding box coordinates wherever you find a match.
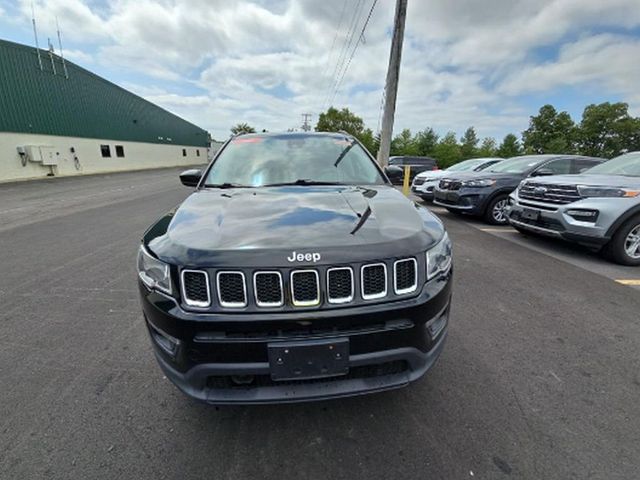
[384,165,404,184]
[180,169,202,187]
[532,167,554,177]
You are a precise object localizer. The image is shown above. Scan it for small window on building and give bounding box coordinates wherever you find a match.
[115,145,125,158]
[100,145,111,158]
[182,148,187,157]
[196,149,200,157]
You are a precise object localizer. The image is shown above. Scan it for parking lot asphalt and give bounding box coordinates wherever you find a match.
[1,168,639,480]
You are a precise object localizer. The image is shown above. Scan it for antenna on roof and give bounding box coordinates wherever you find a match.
[31,2,43,70]
[56,17,68,78]
[47,37,57,75]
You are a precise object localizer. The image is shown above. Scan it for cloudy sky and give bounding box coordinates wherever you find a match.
[1,0,639,141]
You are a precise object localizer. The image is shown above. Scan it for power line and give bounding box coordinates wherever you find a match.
[328,0,379,107]
[320,0,348,107]
[321,0,364,110]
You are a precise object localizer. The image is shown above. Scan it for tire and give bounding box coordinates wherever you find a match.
[484,194,509,225]
[604,214,640,266]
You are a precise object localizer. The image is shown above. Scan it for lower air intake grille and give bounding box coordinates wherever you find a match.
[361,263,387,299]
[327,267,353,303]
[254,272,283,307]
[181,270,210,307]
[217,272,247,307]
[394,258,417,294]
[291,270,320,306]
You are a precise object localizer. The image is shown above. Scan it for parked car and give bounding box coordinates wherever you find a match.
[387,156,439,185]
[507,152,640,265]
[137,132,453,404]
[433,154,606,225]
[412,158,503,201]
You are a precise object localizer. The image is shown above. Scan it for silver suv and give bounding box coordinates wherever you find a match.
[506,152,640,265]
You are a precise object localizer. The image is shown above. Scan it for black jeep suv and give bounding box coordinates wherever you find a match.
[137,132,453,404]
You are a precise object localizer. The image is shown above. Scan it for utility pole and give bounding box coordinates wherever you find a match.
[376,0,407,168]
[301,113,312,132]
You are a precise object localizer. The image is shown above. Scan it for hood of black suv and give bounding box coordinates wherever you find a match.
[144,185,444,267]
[440,171,524,187]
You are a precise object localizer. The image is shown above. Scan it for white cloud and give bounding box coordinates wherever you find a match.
[9,0,640,139]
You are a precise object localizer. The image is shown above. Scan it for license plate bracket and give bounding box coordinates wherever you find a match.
[521,208,540,221]
[268,338,349,381]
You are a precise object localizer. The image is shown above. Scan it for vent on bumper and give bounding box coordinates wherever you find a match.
[361,263,387,300]
[394,258,417,294]
[291,270,320,306]
[181,270,211,307]
[216,272,247,308]
[327,267,354,304]
[253,272,284,307]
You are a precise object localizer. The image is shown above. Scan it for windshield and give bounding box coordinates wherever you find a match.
[584,153,640,177]
[446,159,488,172]
[204,134,386,187]
[488,156,546,174]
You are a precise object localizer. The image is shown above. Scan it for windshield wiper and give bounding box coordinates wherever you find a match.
[263,179,342,187]
[334,141,356,167]
[203,182,249,189]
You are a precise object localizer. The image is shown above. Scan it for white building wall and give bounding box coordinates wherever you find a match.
[1,132,211,183]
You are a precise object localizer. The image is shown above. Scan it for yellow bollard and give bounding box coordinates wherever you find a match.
[402,165,411,196]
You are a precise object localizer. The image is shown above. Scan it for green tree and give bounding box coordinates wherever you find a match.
[415,128,439,157]
[230,123,256,135]
[497,133,523,158]
[477,137,498,157]
[357,128,378,156]
[315,107,365,136]
[390,129,419,156]
[432,132,462,168]
[460,127,479,159]
[577,102,640,158]
[522,105,576,154]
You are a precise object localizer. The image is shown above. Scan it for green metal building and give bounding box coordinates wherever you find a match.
[0,38,210,182]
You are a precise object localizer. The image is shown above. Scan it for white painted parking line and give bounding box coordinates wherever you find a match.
[478,228,516,233]
[615,279,640,286]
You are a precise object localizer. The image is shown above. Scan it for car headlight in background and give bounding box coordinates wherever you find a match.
[577,185,640,198]
[426,232,452,280]
[462,178,496,188]
[137,245,172,294]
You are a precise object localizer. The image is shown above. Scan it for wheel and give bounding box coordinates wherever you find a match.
[604,214,640,266]
[484,195,509,225]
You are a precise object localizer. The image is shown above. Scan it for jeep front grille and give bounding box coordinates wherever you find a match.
[290,270,320,306]
[253,272,283,307]
[394,258,417,294]
[216,272,247,307]
[361,263,387,300]
[327,267,354,304]
[519,182,581,204]
[180,257,423,311]
[181,270,210,307]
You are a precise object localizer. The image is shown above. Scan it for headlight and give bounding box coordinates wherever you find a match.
[462,178,496,188]
[426,232,452,280]
[577,185,640,198]
[137,245,172,294]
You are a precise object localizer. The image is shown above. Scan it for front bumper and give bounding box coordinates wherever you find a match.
[432,187,490,214]
[140,271,452,404]
[506,194,616,247]
[412,182,437,199]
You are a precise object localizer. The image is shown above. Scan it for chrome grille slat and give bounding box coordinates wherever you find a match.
[216,271,247,308]
[253,272,283,307]
[290,270,320,306]
[181,269,211,307]
[327,267,354,304]
[393,258,417,295]
[361,263,387,300]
